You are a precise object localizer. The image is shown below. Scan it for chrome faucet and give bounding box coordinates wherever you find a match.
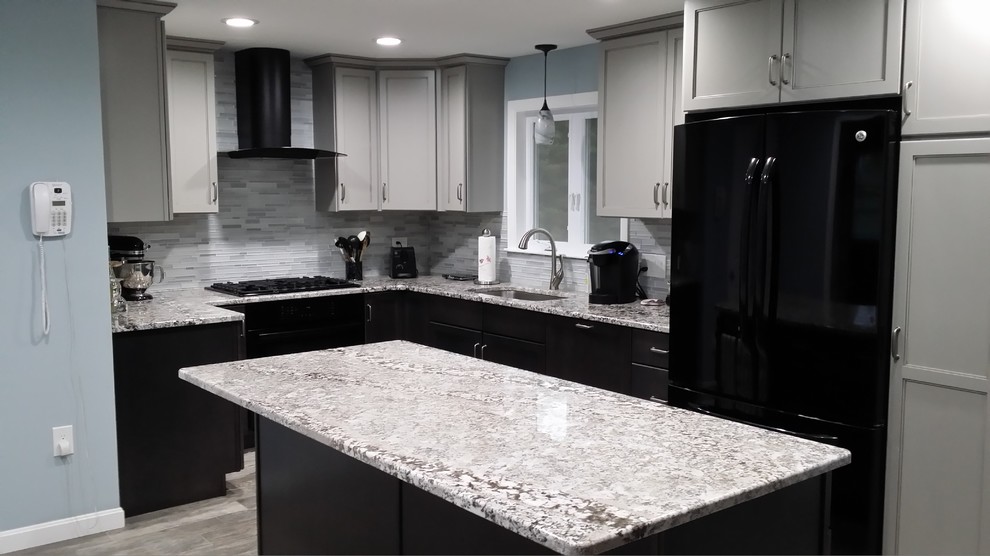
[518,228,564,290]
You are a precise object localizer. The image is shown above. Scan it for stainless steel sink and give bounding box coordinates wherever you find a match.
[470,288,566,302]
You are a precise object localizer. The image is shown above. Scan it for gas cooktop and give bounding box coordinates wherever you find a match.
[206,276,360,297]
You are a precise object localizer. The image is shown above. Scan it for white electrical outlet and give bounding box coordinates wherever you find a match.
[53,425,74,457]
[391,237,408,247]
[641,253,667,278]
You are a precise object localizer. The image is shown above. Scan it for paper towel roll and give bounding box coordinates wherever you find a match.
[478,233,497,283]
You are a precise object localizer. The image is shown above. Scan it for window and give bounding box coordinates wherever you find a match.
[507,93,627,259]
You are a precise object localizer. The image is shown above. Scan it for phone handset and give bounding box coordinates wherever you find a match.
[31,181,71,237]
[29,181,71,336]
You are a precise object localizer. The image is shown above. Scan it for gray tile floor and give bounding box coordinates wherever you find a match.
[15,452,257,556]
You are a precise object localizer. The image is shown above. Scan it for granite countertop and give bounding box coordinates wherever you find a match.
[111,276,670,334]
[179,341,850,554]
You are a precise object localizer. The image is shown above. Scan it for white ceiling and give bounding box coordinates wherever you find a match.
[165,0,684,59]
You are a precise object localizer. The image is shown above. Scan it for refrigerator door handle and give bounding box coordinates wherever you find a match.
[739,157,762,345]
[686,402,840,442]
[752,157,777,352]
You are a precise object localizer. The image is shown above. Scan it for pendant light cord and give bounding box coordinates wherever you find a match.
[543,50,548,104]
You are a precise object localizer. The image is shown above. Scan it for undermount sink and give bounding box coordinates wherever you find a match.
[471,288,566,302]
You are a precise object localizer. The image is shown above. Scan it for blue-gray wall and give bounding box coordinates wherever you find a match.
[0,0,120,533]
[505,43,600,101]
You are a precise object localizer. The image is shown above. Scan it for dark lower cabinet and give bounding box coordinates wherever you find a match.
[480,332,546,374]
[112,322,244,516]
[429,321,483,357]
[256,416,831,555]
[257,418,400,555]
[630,363,669,402]
[546,317,632,394]
[365,291,404,343]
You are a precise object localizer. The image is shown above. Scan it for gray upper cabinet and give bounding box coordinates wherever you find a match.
[683,0,903,111]
[438,61,506,213]
[883,138,990,555]
[378,70,437,211]
[597,28,682,218]
[311,64,379,211]
[902,0,990,136]
[779,0,903,103]
[97,0,174,223]
[165,39,222,214]
[683,0,782,112]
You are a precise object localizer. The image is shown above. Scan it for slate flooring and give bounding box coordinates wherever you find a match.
[14,451,257,556]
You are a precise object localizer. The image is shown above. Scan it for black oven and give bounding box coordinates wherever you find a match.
[221,294,366,446]
[225,295,365,358]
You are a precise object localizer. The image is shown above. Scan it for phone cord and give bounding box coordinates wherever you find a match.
[39,236,50,336]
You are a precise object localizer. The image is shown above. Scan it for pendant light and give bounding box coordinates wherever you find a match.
[534,44,557,145]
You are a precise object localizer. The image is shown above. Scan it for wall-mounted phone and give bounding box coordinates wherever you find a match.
[30,181,71,337]
[31,181,72,237]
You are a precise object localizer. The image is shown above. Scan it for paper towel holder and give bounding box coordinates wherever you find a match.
[475,228,501,286]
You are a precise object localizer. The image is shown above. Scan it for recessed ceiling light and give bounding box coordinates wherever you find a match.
[223,17,258,28]
[376,37,402,46]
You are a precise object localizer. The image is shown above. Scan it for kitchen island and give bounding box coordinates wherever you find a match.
[179,341,849,555]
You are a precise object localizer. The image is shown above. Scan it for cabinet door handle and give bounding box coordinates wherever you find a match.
[649,396,668,405]
[480,344,487,360]
[768,54,779,86]
[780,53,791,85]
[891,327,902,361]
[653,182,661,207]
[366,303,372,323]
[382,183,387,202]
[211,182,218,203]
[575,323,594,330]
[473,342,480,358]
[649,347,669,355]
[340,183,346,202]
[661,182,669,209]
[902,81,913,117]
[457,183,463,202]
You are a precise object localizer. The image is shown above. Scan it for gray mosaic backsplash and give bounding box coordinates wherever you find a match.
[111,50,671,295]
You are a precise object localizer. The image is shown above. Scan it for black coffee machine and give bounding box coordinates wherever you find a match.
[587,241,640,304]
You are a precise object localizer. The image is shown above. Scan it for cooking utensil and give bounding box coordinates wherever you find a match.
[335,237,353,262]
[357,230,370,262]
[348,235,362,263]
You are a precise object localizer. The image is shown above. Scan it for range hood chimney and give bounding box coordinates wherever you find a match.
[225,48,344,159]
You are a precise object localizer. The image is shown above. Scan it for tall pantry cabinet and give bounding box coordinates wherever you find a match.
[884,1,990,554]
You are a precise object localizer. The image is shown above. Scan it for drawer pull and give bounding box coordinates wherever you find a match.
[649,396,668,405]
[473,342,480,358]
[649,347,669,355]
[575,323,594,330]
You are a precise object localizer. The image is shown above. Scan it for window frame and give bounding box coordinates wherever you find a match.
[506,92,628,260]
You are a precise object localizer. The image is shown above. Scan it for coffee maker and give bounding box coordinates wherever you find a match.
[109,235,164,300]
[587,241,640,304]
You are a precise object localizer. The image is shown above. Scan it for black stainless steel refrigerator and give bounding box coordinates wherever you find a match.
[669,109,899,555]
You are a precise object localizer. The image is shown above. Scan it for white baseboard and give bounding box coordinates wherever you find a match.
[0,508,125,554]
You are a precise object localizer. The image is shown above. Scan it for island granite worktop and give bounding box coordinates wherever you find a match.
[179,341,850,554]
[111,276,670,334]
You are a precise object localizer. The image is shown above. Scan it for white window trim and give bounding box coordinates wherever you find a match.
[505,92,628,260]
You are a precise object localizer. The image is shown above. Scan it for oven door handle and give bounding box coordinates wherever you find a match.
[252,327,337,343]
[686,402,839,442]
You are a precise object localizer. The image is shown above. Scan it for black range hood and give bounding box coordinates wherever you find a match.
[225,48,344,160]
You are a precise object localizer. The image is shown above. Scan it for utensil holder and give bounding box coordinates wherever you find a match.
[346,261,363,281]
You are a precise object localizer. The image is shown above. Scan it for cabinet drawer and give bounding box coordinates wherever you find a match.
[427,295,483,330]
[483,305,545,344]
[630,363,668,403]
[428,322,482,358]
[631,329,669,368]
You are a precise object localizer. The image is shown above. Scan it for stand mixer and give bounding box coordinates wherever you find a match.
[109,235,165,300]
